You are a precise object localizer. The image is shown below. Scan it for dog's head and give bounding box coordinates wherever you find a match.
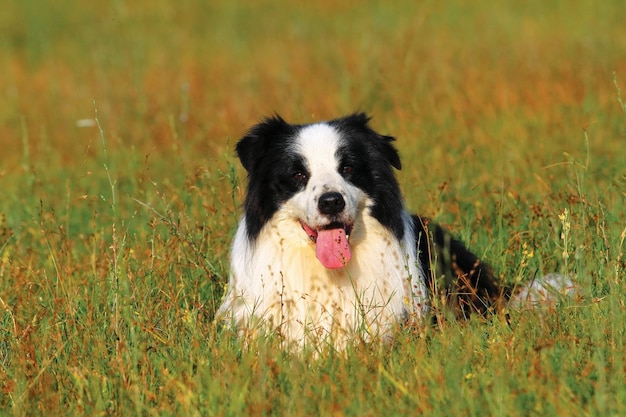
[236,113,405,268]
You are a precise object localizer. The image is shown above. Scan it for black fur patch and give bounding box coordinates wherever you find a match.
[413,215,508,318]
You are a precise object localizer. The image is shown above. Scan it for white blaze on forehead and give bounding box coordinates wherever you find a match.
[287,121,364,233]
[294,123,342,173]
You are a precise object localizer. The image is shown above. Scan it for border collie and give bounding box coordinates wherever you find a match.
[217,113,572,350]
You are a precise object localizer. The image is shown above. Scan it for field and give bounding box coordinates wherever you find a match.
[1,0,626,415]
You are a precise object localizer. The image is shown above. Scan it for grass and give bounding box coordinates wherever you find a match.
[1,0,625,415]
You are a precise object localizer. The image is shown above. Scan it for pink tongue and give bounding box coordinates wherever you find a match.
[315,228,351,269]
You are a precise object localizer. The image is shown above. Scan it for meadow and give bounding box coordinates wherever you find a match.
[1,0,625,415]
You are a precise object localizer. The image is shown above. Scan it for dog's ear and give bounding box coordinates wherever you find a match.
[338,113,403,171]
[379,134,402,171]
[235,131,264,173]
[236,115,292,172]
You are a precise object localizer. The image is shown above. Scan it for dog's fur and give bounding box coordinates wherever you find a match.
[216,113,568,350]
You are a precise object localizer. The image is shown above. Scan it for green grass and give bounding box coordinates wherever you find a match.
[1,0,626,415]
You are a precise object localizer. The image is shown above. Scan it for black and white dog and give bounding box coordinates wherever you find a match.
[217,113,571,349]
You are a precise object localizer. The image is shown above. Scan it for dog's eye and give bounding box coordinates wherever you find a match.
[340,165,354,176]
[293,171,307,182]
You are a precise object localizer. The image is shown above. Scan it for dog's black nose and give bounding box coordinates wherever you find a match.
[318,192,345,215]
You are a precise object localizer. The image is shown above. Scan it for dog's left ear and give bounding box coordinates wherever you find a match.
[342,112,402,171]
[236,115,293,172]
[378,134,402,171]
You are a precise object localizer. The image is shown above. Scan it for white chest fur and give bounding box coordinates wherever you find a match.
[218,211,428,349]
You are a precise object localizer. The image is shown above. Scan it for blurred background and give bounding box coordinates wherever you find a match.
[3,0,625,164]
